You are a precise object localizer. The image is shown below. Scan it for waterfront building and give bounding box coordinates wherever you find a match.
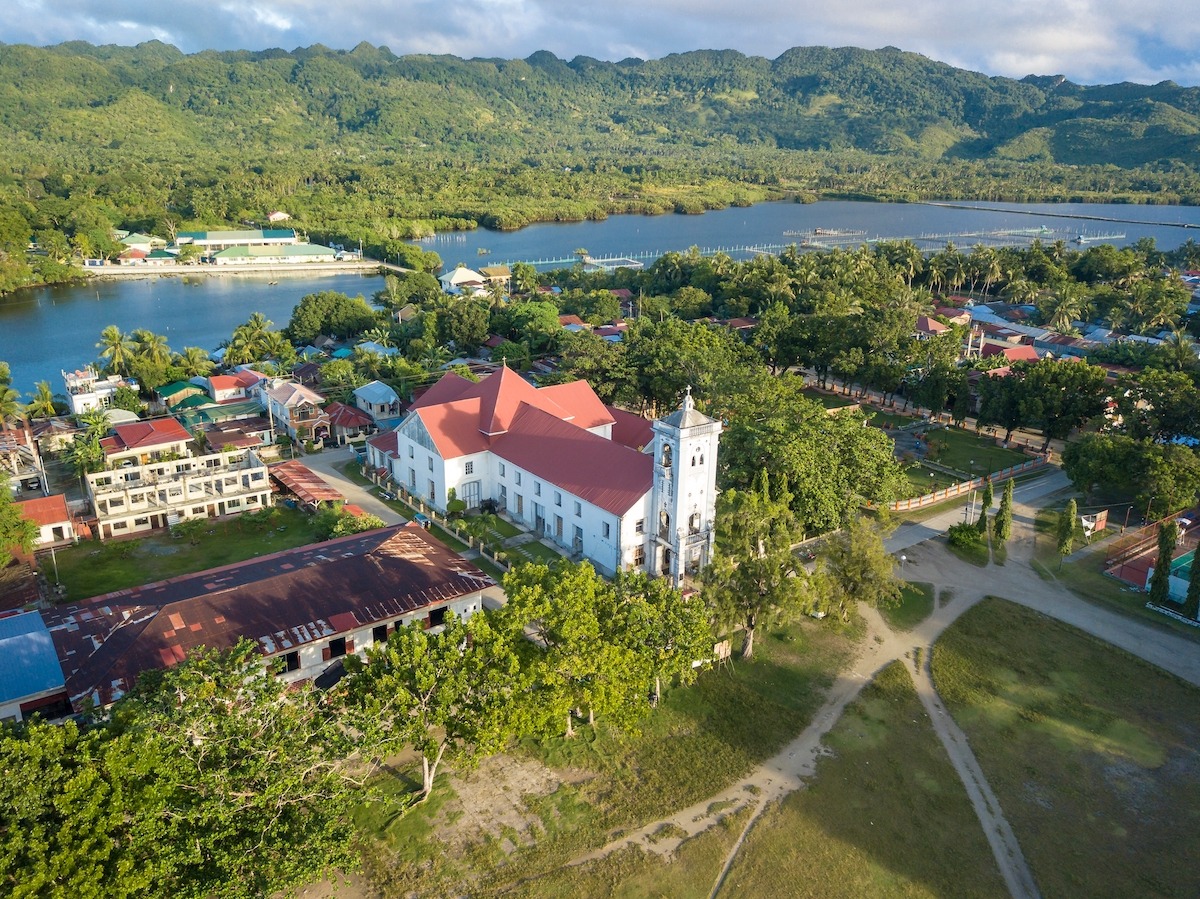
[62,366,138,415]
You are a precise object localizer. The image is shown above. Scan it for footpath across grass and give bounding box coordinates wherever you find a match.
[722,662,1006,899]
[932,598,1200,898]
[352,618,862,897]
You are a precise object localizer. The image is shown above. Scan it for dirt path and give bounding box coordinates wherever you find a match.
[573,474,1200,898]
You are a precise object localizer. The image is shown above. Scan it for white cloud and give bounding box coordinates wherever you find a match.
[0,0,1197,86]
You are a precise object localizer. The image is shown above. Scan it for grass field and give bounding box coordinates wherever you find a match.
[50,506,322,601]
[923,427,1029,476]
[881,581,935,631]
[722,662,1007,898]
[802,387,856,409]
[903,464,960,497]
[932,598,1200,898]
[352,618,862,897]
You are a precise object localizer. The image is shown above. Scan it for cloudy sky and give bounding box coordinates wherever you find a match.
[5,0,1199,86]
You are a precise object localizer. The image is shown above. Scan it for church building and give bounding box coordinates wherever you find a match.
[366,367,721,584]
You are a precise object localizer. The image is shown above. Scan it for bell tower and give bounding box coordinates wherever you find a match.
[649,387,722,586]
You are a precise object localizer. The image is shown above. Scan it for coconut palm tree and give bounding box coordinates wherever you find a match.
[132,329,172,368]
[23,381,57,419]
[174,346,215,378]
[77,408,111,439]
[361,327,394,348]
[97,325,134,375]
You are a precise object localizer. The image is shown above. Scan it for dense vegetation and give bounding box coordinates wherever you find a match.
[5,42,1200,293]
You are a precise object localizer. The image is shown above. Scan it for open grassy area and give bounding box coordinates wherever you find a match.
[923,427,1029,476]
[932,598,1200,898]
[509,540,567,566]
[351,618,861,897]
[801,387,856,410]
[881,581,935,631]
[722,662,1006,899]
[868,408,919,430]
[510,807,752,899]
[903,464,960,498]
[49,506,322,601]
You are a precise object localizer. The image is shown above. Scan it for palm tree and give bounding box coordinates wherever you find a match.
[23,381,57,419]
[361,327,393,348]
[77,408,111,440]
[174,346,215,378]
[0,383,21,425]
[1163,327,1198,372]
[97,325,134,375]
[132,329,171,368]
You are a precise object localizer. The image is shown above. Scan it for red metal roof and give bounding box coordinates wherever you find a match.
[325,401,374,430]
[17,494,71,528]
[101,418,192,454]
[43,525,493,708]
[981,344,1040,362]
[916,315,949,334]
[269,460,344,506]
[607,405,654,450]
[491,405,652,516]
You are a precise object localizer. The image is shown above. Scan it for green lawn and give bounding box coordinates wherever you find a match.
[802,387,856,410]
[869,409,919,430]
[880,581,935,631]
[933,598,1200,898]
[923,427,1029,476]
[510,540,568,566]
[903,464,960,498]
[351,618,861,897]
[50,506,322,601]
[722,662,1006,899]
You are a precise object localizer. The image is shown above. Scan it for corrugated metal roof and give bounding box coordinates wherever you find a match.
[17,494,70,528]
[43,526,492,708]
[0,611,65,704]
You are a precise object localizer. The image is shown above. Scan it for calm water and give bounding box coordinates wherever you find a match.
[4,200,1200,397]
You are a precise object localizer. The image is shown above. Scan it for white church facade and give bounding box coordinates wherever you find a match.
[365,367,721,584]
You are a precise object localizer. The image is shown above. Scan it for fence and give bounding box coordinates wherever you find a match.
[883,456,1050,513]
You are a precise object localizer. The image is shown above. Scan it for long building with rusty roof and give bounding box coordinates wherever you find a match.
[42,524,494,710]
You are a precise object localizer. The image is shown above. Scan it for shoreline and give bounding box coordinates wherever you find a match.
[80,260,395,280]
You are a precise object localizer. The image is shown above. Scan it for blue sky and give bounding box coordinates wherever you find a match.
[5,0,1199,86]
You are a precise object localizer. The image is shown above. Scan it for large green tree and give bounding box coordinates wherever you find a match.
[703,470,808,659]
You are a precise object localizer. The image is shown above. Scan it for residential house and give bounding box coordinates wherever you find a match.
[212,244,337,265]
[100,418,193,468]
[915,315,950,340]
[325,402,375,445]
[365,367,721,584]
[353,380,402,422]
[197,369,266,404]
[16,494,76,546]
[202,416,274,452]
[980,344,1041,364]
[86,448,272,540]
[264,383,329,444]
[439,267,487,295]
[62,367,138,415]
[157,380,206,410]
[293,361,322,386]
[266,211,291,223]
[43,525,494,710]
[479,265,511,292]
[0,611,70,724]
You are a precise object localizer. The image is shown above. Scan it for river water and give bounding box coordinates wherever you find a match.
[3,200,1200,397]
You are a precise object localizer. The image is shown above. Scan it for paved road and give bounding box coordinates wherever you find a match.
[288,446,407,525]
[887,468,1071,554]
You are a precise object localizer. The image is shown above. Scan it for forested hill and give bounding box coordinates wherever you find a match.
[3,41,1200,294]
[5,41,1200,168]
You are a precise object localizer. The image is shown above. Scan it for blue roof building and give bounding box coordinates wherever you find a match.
[0,611,69,723]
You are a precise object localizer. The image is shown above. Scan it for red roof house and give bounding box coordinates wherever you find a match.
[100,418,193,464]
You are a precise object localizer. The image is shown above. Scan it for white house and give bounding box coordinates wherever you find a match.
[438,266,487,295]
[62,367,139,415]
[353,380,402,421]
[16,494,76,546]
[366,367,721,584]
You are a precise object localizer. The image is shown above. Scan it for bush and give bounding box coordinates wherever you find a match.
[948,522,984,549]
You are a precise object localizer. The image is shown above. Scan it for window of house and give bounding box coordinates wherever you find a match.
[282,651,300,673]
[373,624,388,644]
[633,545,646,566]
[635,519,644,534]
[328,637,347,658]
[408,445,414,458]
[429,607,447,628]
[465,461,474,475]
[574,500,582,517]
[515,472,522,486]
[427,457,434,471]
[499,462,506,477]
[534,482,541,497]
[602,522,611,539]
[689,512,701,534]
[429,480,436,502]
[554,491,561,507]
[409,468,416,488]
